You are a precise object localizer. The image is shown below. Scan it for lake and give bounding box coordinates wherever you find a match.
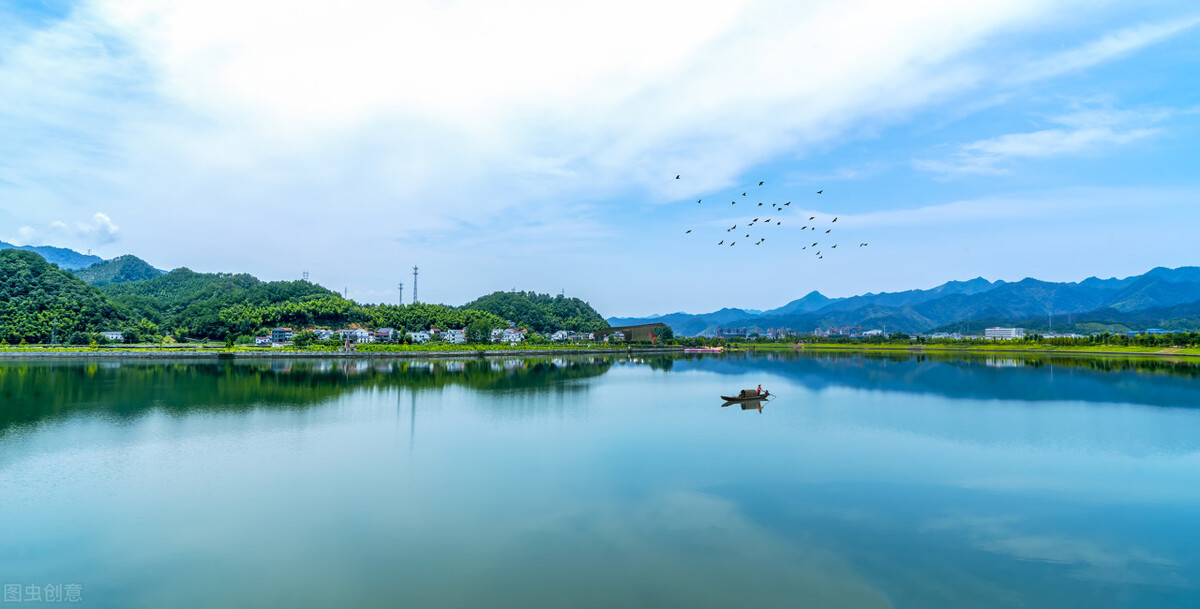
[2,352,1198,608]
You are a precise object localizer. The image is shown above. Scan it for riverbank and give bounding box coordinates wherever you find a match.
[736,342,1200,358]
[0,346,683,360]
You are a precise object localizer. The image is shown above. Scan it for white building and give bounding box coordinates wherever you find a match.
[443,329,466,344]
[338,328,374,343]
[254,336,272,346]
[407,331,431,343]
[374,328,396,341]
[101,331,124,342]
[985,327,1026,340]
[551,330,571,341]
[500,329,526,344]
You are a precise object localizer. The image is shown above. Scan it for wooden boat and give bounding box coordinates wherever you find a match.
[720,390,769,401]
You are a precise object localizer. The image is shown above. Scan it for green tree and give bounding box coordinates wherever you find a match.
[292,331,317,348]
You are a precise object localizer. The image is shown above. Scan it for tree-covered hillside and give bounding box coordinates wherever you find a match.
[0,250,128,343]
[461,291,609,332]
[73,254,164,286]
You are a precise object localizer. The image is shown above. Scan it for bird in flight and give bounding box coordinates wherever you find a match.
[776,221,781,225]
[753,218,759,222]
[697,199,701,204]
[764,218,770,222]
[831,244,837,248]
[809,216,815,220]
[685,230,691,234]
[758,181,764,186]
[745,234,750,237]
[757,202,763,206]
[817,190,823,194]
[742,192,747,196]
[784,202,791,206]
[675,175,680,179]
[833,217,838,222]
[718,240,724,245]
[801,225,807,230]
[826,229,831,233]
[812,242,817,246]
[731,242,736,246]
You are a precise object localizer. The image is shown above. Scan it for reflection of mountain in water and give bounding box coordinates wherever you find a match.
[672,350,1200,409]
[0,357,614,434]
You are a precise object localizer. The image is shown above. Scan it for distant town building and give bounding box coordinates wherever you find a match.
[407,330,431,343]
[374,328,396,341]
[551,330,571,341]
[271,327,294,343]
[443,329,466,344]
[101,331,124,342]
[984,327,1026,340]
[255,336,272,346]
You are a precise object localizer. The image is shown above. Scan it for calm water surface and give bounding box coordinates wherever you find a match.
[2,352,1199,608]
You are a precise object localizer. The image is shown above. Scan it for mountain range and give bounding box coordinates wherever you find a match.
[609,267,1200,336]
[0,240,103,270]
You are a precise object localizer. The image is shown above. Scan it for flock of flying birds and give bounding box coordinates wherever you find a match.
[676,175,867,260]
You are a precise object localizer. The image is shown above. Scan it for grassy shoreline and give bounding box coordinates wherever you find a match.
[0,345,682,359]
[732,342,1200,357]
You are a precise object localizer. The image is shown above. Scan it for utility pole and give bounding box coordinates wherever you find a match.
[412,266,419,303]
[398,282,404,306]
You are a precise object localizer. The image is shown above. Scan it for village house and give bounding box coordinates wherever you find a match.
[407,330,431,343]
[551,330,570,341]
[443,329,466,344]
[271,327,293,343]
[254,336,272,346]
[101,331,124,342]
[374,328,396,341]
[338,328,373,343]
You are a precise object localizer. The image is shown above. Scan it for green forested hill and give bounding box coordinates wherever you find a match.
[0,250,128,343]
[73,254,164,286]
[461,291,609,332]
[2,252,564,343]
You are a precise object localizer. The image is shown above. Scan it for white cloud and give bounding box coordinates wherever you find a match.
[5,212,120,247]
[914,105,1169,176]
[1016,16,1200,83]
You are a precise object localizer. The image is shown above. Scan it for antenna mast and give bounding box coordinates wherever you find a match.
[398,281,404,306]
[412,266,419,303]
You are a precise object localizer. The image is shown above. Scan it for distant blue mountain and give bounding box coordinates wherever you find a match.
[609,266,1200,336]
[0,241,102,270]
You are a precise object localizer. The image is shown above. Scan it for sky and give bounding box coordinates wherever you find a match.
[1,0,1198,317]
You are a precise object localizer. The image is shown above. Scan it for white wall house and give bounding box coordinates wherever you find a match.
[551,330,570,341]
[338,328,374,343]
[375,328,396,341]
[985,327,1026,340]
[500,329,526,344]
[407,331,431,343]
[443,329,466,344]
[101,331,124,342]
[255,336,272,346]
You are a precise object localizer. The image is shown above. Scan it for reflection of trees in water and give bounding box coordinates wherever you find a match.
[0,356,614,435]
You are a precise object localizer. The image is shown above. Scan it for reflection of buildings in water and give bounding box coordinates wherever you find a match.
[271,361,293,374]
[99,362,121,370]
[986,358,1023,368]
[445,362,465,373]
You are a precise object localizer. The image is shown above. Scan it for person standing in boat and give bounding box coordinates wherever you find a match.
[757,384,763,396]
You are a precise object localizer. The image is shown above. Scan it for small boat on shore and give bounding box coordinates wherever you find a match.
[720,389,769,401]
[684,347,724,353]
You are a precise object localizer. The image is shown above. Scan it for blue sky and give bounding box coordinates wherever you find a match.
[1,1,1198,317]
